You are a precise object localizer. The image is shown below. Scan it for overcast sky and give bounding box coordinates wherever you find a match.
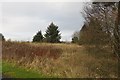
[0,2,86,41]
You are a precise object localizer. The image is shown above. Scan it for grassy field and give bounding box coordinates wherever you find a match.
[2,61,46,78]
[2,41,118,78]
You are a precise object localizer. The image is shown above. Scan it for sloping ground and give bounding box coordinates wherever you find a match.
[2,41,118,78]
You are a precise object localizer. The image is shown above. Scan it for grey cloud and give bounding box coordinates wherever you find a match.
[2,2,85,41]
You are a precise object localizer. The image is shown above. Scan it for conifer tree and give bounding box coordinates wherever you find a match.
[44,22,61,43]
[33,30,43,42]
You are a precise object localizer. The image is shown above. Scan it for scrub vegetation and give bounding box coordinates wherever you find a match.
[2,41,118,78]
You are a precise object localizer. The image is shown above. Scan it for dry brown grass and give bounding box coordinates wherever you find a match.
[2,41,118,78]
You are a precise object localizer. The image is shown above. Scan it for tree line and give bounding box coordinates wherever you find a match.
[72,2,120,60]
[0,22,61,43]
[33,22,61,43]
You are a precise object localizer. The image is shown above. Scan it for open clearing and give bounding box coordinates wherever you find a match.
[2,41,118,78]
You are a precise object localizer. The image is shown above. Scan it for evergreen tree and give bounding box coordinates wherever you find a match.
[44,22,61,43]
[33,30,43,42]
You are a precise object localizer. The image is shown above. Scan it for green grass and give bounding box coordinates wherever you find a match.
[0,61,2,73]
[0,61,2,78]
[2,61,47,78]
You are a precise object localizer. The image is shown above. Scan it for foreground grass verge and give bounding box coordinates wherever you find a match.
[2,61,47,78]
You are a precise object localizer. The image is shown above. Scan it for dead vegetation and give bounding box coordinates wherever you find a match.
[2,41,118,78]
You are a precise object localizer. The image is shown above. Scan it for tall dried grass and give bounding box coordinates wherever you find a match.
[2,41,118,78]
